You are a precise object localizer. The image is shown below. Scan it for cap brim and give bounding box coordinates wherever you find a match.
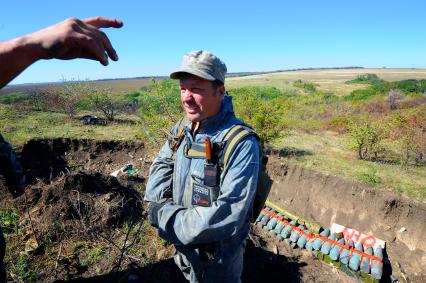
[170,69,216,81]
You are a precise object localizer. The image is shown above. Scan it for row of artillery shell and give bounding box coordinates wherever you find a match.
[255,207,383,281]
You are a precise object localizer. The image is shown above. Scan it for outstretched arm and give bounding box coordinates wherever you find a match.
[0,16,123,89]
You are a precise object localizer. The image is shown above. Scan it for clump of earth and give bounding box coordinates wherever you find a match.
[3,138,150,238]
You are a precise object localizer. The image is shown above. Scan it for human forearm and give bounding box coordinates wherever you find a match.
[0,35,45,88]
[0,16,122,89]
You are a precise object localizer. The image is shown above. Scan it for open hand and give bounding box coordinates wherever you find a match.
[30,16,123,66]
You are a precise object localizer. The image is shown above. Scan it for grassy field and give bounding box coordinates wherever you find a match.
[274,130,426,200]
[1,68,425,200]
[0,105,144,147]
[227,68,426,95]
[0,78,155,96]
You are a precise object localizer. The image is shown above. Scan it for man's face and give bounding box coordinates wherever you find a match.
[180,76,225,122]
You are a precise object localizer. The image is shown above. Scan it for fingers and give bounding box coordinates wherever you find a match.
[81,17,120,62]
[83,16,123,29]
[77,34,109,66]
[34,16,122,65]
[83,25,118,61]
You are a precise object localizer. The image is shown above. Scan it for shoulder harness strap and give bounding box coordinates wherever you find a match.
[222,125,257,167]
[176,123,258,163]
[169,117,187,158]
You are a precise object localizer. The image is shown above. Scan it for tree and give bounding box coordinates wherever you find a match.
[386,89,405,110]
[88,87,129,121]
[51,79,90,118]
[349,118,384,160]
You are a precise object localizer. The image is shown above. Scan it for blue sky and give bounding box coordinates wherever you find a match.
[1,0,425,84]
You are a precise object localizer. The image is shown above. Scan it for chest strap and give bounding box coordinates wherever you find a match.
[183,125,254,166]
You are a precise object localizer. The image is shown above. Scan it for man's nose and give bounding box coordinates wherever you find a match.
[182,89,194,101]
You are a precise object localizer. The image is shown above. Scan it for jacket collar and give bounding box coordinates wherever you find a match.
[198,95,234,132]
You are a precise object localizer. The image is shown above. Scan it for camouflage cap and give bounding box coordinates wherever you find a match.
[170,50,227,83]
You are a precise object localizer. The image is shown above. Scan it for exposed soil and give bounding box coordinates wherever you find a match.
[56,225,358,283]
[0,138,424,282]
[266,153,426,283]
[16,172,143,236]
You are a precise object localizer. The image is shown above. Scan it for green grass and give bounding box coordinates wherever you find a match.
[17,255,39,282]
[0,92,29,104]
[0,207,19,235]
[273,131,426,200]
[1,71,424,201]
[0,104,144,146]
[84,246,106,265]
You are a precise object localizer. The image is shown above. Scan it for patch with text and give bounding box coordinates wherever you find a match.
[192,183,211,207]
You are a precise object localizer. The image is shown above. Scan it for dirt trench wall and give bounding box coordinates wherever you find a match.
[266,159,426,278]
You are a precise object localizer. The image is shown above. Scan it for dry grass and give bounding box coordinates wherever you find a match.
[227,68,426,96]
[0,78,155,96]
[0,104,144,147]
[273,130,426,200]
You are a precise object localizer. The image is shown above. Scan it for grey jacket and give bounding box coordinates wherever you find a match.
[144,96,260,250]
[0,134,25,190]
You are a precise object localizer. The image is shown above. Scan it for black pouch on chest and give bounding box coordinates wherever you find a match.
[184,141,221,187]
[185,140,221,206]
[204,163,218,187]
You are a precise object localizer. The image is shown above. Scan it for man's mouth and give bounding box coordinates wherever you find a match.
[185,104,199,113]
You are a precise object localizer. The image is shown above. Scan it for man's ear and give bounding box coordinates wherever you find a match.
[218,85,225,97]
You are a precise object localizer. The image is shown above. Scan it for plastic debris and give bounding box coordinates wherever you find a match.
[110,163,135,177]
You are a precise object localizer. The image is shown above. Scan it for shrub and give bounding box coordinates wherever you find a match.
[0,92,29,104]
[345,74,384,84]
[26,90,51,111]
[231,87,286,143]
[363,99,388,114]
[349,118,384,160]
[293,80,317,92]
[344,79,426,102]
[49,80,91,118]
[386,89,405,110]
[389,112,426,165]
[138,79,183,144]
[88,87,129,121]
[325,115,353,133]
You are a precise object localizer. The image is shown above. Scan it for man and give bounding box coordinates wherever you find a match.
[145,50,260,283]
[0,134,26,282]
[0,16,123,282]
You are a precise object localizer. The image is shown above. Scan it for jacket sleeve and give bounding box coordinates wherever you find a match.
[156,135,260,246]
[143,124,178,202]
[0,134,26,189]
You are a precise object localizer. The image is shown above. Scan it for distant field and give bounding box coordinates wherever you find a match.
[3,68,426,97]
[0,78,155,96]
[227,68,426,96]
